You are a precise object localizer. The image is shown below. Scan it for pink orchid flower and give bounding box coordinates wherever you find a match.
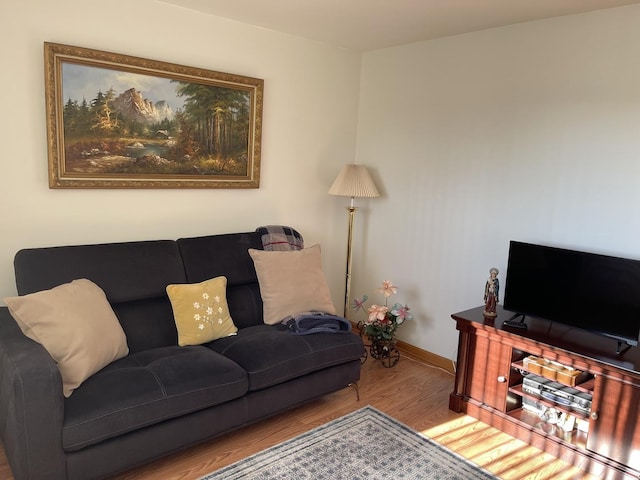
[390,303,414,324]
[351,295,368,313]
[368,305,389,323]
[378,280,398,298]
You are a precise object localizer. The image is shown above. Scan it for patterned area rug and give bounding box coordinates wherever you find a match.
[200,406,498,479]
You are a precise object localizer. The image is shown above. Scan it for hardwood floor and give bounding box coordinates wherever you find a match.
[0,349,601,480]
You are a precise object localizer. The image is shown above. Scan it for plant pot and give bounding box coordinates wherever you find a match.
[368,336,400,368]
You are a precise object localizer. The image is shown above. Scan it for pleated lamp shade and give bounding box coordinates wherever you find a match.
[328,164,380,198]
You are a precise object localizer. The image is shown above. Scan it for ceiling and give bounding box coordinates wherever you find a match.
[157,0,640,51]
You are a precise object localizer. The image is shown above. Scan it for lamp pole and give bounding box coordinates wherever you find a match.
[343,203,357,318]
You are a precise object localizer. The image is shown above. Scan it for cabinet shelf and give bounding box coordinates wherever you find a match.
[508,408,588,450]
[510,360,595,393]
[508,384,590,420]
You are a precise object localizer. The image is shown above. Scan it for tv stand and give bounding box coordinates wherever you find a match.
[450,305,640,480]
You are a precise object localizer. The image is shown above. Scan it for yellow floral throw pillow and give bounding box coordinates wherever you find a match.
[166,276,238,346]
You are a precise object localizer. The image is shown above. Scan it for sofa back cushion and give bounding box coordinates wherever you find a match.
[177,232,264,329]
[13,240,186,352]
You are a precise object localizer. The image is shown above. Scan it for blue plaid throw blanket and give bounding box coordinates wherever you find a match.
[256,225,304,251]
[284,312,351,335]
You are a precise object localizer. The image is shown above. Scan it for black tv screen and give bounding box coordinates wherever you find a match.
[503,241,640,347]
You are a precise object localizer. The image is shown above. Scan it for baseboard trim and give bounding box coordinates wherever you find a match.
[395,339,455,374]
[350,321,455,374]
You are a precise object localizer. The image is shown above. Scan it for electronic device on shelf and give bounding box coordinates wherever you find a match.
[522,374,592,415]
[503,241,640,354]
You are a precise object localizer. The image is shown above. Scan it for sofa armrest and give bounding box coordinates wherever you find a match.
[0,307,66,480]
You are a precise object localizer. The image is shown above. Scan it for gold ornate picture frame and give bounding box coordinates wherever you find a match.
[44,42,263,189]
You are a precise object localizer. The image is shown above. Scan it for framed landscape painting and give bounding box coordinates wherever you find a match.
[44,42,263,188]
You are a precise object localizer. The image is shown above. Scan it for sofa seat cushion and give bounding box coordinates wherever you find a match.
[62,345,248,451]
[207,324,365,391]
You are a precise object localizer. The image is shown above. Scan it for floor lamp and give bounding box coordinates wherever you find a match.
[329,164,380,318]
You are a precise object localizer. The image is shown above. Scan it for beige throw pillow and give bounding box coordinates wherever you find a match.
[3,279,129,397]
[166,276,238,346]
[249,244,336,325]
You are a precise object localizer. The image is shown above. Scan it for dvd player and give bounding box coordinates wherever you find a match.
[522,374,592,415]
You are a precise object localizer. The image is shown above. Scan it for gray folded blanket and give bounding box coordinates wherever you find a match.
[285,313,351,335]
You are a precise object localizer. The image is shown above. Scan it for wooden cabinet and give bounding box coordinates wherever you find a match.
[466,329,511,411]
[588,374,640,469]
[450,306,640,480]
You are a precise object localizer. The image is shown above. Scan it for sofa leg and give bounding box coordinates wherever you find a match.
[348,382,360,401]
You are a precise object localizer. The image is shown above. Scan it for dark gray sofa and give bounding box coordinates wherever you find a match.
[0,231,364,480]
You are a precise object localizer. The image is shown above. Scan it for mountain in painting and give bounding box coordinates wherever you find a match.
[113,88,174,124]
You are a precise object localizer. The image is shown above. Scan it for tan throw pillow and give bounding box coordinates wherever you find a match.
[249,244,336,325]
[3,279,129,397]
[166,276,238,346]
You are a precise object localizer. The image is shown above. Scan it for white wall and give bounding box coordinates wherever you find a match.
[0,0,361,305]
[4,1,640,363]
[355,4,640,360]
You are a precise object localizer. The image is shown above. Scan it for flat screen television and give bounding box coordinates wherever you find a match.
[503,241,640,351]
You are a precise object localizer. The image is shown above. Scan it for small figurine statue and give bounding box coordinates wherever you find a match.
[483,267,499,317]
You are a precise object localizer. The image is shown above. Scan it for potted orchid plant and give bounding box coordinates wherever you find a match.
[352,280,413,366]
